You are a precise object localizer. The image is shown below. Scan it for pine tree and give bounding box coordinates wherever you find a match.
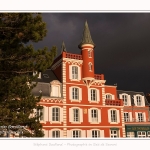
[0,13,57,137]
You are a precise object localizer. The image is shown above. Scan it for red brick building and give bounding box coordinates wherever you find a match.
[32,21,150,138]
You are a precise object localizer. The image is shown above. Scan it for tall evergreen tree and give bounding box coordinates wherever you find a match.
[0,13,57,137]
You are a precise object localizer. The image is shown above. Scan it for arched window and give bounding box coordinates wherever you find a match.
[89,62,92,71]
[88,50,92,58]
[52,130,60,138]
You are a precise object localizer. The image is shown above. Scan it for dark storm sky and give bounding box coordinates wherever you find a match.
[33,13,150,94]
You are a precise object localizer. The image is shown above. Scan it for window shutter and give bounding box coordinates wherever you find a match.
[81,130,86,138]
[49,130,52,138]
[78,66,81,80]
[143,113,146,122]
[108,109,111,123]
[60,130,63,138]
[142,96,145,106]
[112,95,115,100]
[69,87,72,100]
[69,65,72,79]
[69,108,73,122]
[87,130,91,138]
[119,94,122,99]
[43,106,48,122]
[49,107,52,122]
[100,130,104,138]
[129,112,132,122]
[117,110,120,123]
[79,88,82,101]
[135,112,138,122]
[97,89,100,102]
[133,95,137,106]
[60,107,63,122]
[67,130,71,138]
[80,108,83,122]
[88,89,91,102]
[43,129,48,138]
[88,109,92,123]
[98,109,101,123]
[128,95,131,106]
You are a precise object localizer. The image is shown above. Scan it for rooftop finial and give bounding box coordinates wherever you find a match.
[61,41,67,53]
[78,21,95,49]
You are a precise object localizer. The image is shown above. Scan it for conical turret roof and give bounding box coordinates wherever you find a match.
[78,21,95,49]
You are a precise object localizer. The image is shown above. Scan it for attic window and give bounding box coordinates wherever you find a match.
[33,71,41,79]
[43,74,49,78]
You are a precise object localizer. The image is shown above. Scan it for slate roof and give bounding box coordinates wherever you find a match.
[117,90,149,106]
[32,69,60,97]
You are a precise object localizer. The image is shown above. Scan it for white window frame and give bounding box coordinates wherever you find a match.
[126,132,135,138]
[52,130,60,138]
[88,88,100,103]
[49,106,63,124]
[105,93,114,100]
[49,129,63,138]
[134,94,145,107]
[137,131,146,138]
[88,49,92,58]
[108,109,120,124]
[135,112,145,122]
[92,130,100,138]
[119,93,131,106]
[51,85,61,97]
[37,108,44,121]
[110,130,119,138]
[122,94,128,106]
[67,129,86,138]
[52,107,60,122]
[69,86,82,102]
[69,65,81,81]
[124,112,130,122]
[88,62,92,71]
[87,129,104,138]
[88,108,101,124]
[72,130,81,138]
[147,131,150,138]
[69,107,83,124]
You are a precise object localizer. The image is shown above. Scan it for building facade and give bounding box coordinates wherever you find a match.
[32,21,150,138]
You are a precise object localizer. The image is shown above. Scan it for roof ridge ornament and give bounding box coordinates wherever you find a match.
[61,41,67,53]
[78,21,95,49]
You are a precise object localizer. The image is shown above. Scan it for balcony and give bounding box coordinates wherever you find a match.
[105,99,123,106]
[94,74,104,80]
[65,53,82,60]
[125,118,150,123]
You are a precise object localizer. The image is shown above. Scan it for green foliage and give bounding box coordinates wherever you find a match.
[0,13,57,137]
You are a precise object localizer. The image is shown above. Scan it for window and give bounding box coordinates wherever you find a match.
[91,109,98,122]
[106,94,112,100]
[52,107,60,121]
[137,113,144,122]
[147,131,150,138]
[72,88,79,100]
[91,89,97,101]
[111,110,117,122]
[127,132,135,138]
[52,86,59,97]
[73,108,80,122]
[124,112,130,122]
[88,50,92,58]
[52,130,60,138]
[136,96,142,106]
[122,94,128,106]
[89,62,92,71]
[72,130,81,138]
[137,131,146,138]
[37,108,44,121]
[92,130,100,138]
[110,130,119,138]
[33,71,41,78]
[72,66,78,79]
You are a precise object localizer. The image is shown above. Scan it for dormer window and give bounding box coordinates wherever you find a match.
[33,71,41,79]
[119,93,131,106]
[122,94,128,106]
[88,50,92,58]
[134,94,145,106]
[89,62,92,71]
[50,80,61,97]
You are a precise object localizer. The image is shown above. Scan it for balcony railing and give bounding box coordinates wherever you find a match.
[65,53,82,60]
[124,118,150,123]
[105,99,123,106]
[94,74,104,80]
